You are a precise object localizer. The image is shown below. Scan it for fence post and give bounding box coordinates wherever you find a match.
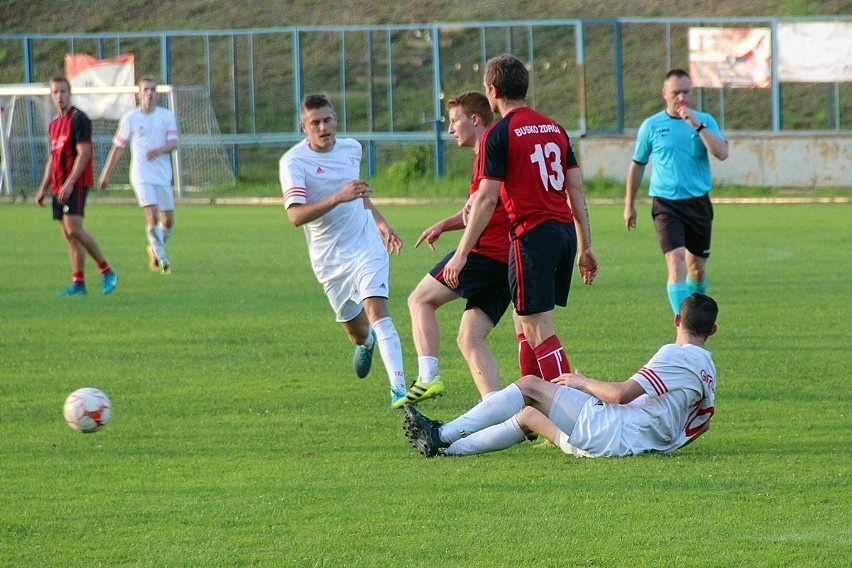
[431,25,446,177]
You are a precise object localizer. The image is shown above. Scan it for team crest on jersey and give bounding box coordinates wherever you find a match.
[50,135,68,151]
[315,166,325,174]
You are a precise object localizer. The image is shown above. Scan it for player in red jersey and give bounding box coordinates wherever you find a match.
[35,76,117,296]
[401,91,510,407]
[442,54,598,382]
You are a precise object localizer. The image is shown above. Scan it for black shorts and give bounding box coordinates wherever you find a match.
[652,195,713,257]
[52,187,89,220]
[430,251,511,326]
[509,220,576,316]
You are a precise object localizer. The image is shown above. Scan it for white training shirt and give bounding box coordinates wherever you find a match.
[279,138,384,281]
[561,343,717,457]
[113,106,179,187]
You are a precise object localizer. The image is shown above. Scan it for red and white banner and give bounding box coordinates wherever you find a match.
[688,28,771,89]
[778,22,852,82]
[64,54,136,119]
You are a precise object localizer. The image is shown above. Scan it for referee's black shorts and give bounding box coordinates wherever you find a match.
[651,194,713,258]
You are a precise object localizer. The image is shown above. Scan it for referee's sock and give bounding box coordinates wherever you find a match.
[667,282,689,315]
[687,276,707,295]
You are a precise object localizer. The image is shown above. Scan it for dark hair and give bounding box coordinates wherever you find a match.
[447,91,494,126]
[50,75,71,93]
[301,93,334,114]
[679,293,718,338]
[665,69,690,81]
[484,54,528,101]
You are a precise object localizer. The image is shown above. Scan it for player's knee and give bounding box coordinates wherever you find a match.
[455,326,482,353]
[64,225,84,241]
[407,288,440,317]
[516,374,549,401]
[406,290,422,312]
[515,406,537,433]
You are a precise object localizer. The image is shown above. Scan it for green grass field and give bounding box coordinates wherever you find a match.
[1,200,849,567]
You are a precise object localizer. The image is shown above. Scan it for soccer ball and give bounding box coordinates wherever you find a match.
[63,387,112,433]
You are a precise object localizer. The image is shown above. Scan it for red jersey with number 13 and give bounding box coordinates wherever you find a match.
[480,107,578,239]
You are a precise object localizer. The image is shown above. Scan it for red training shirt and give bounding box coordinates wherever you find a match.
[48,107,94,193]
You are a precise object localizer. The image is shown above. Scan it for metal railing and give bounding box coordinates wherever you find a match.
[1,17,849,179]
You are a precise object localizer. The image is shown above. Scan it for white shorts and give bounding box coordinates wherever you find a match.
[321,253,390,323]
[133,183,175,210]
[549,386,594,452]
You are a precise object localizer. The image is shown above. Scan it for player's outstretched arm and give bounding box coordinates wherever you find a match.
[364,198,403,255]
[552,371,645,404]
[414,211,465,251]
[443,180,498,288]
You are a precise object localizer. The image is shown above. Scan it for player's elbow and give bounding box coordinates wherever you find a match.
[613,391,637,404]
[286,208,305,227]
[612,381,644,404]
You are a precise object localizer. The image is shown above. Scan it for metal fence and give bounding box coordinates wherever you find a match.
[1,17,849,179]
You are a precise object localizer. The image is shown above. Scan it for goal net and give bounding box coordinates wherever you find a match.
[0,84,234,197]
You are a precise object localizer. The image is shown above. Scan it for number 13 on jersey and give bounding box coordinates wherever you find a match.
[530,143,565,191]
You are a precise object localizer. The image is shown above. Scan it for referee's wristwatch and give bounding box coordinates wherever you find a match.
[695,122,707,133]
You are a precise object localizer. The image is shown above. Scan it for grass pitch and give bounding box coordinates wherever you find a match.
[1,200,849,567]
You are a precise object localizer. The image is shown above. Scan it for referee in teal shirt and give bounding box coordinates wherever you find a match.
[624,69,729,315]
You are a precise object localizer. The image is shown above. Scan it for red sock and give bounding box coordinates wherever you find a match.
[534,335,571,381]
[97,261,112,275]
[72,272,85,285]
[517,333,541,378]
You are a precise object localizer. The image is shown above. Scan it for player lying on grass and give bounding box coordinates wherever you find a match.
[404,293,718,458]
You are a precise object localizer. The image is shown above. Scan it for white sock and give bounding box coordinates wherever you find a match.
[373,317,406,392]
[146,224,168,264]
[439,383,524,445]
[160,223,172,242]
[445,416,526,456]
[417,356,439,383]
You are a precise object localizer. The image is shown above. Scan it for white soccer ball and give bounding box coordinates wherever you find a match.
[63,387,113,433]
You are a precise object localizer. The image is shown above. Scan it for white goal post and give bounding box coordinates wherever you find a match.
[0,84,234,197]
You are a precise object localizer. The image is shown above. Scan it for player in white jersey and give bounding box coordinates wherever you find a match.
[99,76,179,273]
[280,93,408,408]
[404,293,718,458]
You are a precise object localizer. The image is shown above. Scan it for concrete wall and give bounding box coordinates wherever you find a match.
[577,133,852,188]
